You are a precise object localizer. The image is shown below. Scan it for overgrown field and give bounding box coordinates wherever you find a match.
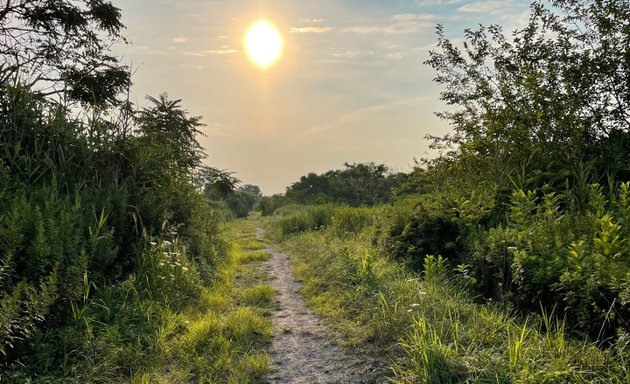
[265,203,630,383]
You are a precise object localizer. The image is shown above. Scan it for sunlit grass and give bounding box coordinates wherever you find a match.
[122,218,274,383]
[239,250,270,263]
[240,239,266,250]
[239,284,274,307]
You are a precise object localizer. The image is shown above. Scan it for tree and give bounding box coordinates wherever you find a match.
[0,0,130,106]
[425,0,630,181]
[136,93,205,176]
[196,166,240,200]
[285,162,402,206]
[285,172,332,204]
[240,184,262,197]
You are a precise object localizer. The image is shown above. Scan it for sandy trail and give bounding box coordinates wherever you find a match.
[256,228,385,384]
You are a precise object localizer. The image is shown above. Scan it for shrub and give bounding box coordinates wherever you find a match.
[473,184,630,339]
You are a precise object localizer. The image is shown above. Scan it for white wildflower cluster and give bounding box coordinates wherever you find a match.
[149,239,190,281]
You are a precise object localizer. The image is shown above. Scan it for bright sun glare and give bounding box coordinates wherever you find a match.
[244,20,283,69]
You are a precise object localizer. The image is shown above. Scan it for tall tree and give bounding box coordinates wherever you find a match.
[0,0,130,106]
[425,0,630,179]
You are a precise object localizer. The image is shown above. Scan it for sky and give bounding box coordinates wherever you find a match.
[113,0,531,195]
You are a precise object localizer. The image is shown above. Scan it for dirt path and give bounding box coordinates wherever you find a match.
[256,228,386,384]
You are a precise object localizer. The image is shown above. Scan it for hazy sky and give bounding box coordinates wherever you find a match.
[114,0,530,194]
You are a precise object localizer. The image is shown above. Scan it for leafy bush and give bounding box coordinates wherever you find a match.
[473,183,630,339]
[271,214,630,383]
[256,194,291,216]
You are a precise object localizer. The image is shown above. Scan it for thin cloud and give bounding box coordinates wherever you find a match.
[416,0,463,5]
[331,50,363,59]
[392,13,437,22]
[299,18,324,23]
[343,13,435,34]
[203,49,237,55]
[305,97,427,135]
[171,36,187,43]
[290,26,335,34]
[458,0,513,14]
[343,20,433,34]
[185,48,237,57]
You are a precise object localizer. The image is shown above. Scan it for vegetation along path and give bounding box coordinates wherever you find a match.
[255,225,385,383]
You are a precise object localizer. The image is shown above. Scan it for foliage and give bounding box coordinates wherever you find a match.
[240,184,262,198]
[197,166,241,200]
[266,206,629,382]
[136,93,206,176]
[256,194,291,216]
[0,0,130,106]
[285,162,407,206]
[224,190,258,218]
[0,81,234,380]
[472,183,630,340]
[196,169,261,218]
[425,0,630,181]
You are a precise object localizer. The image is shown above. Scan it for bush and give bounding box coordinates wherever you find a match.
[256,195,291,216]
[472,184,630,339]
[373,195,464,269]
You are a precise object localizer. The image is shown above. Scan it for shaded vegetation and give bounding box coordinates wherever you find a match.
[285,162,407,206]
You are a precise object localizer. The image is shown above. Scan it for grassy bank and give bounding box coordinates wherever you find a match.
[2,206,272,382]
[264,205,629,383]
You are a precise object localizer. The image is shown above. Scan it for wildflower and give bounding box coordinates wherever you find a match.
[149,241,157,246]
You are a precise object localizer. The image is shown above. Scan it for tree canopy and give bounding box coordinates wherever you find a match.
[425,0,630,183]
[0,0,130,106]
[286,162,406,206]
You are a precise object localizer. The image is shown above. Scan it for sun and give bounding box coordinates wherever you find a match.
[244,20,284,69]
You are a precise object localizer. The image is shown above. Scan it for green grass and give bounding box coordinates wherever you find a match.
[152,219,272,383]
[88,218,274,384]
[265,211,630,383]
[237,249,270,263]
